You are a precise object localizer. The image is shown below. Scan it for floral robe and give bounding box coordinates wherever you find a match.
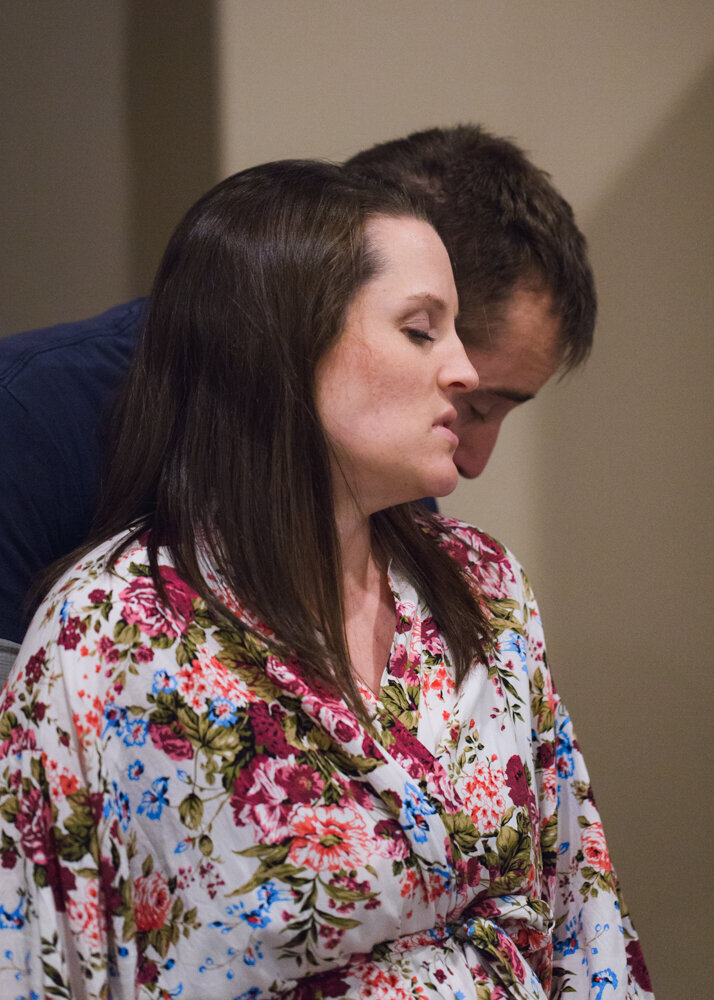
[0,517,653,998]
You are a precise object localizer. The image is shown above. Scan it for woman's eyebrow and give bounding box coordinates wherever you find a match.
[402,292,458,318]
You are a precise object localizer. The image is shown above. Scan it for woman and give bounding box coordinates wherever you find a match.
[0,162,652,998]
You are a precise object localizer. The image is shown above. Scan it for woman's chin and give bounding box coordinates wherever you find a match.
[424,466,460,500]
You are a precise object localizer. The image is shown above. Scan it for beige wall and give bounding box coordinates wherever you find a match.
[1,1,130,335]
[4,1,714,994]
[0,0,217,337]
[537,65,713,990]
[216,5,713,992]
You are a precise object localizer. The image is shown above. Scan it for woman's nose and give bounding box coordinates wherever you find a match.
[442,337,479,393]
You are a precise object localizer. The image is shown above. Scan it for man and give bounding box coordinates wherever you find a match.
[346,126,594,478]
[0,124,595,673]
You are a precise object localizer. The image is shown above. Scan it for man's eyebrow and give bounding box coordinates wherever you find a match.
[484,387,535,404]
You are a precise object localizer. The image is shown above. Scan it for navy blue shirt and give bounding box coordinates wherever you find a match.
[0,300,145,643]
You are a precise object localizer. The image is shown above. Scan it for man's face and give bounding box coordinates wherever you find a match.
[452,286,564,478]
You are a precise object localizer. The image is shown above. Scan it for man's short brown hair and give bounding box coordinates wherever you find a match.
[346,124,596,371]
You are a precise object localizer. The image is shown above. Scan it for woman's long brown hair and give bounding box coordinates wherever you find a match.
[42,160,492,720]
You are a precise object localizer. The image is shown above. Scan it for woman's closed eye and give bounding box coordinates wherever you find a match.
[406,327,435,344]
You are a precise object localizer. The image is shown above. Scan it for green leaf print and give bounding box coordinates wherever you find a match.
[178,794,204,830]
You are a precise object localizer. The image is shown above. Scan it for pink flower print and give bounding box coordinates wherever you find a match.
[461,756,507,832]
[24,646,46,686]
[276,762,324,804]
[541,766,556,803]
[197,859,226,900]
[42,754,80,799]
[394,599,414,634]
[389,719,443,787]
[67,877,106,950]
[118,566,195,638]
[288,805,371,872]
[58,615,87,650]
[232,756,296,842]
[424,763,463,815]
[352,961,414,999]
[440,535,471,570]
[542,668,557,716]
[0,725,37,760]
[463,855,482,888]
[581,822,613,872]
[15,787,53,865]
[345,777,373,811]
[264,655,311,699]
[148,720,194,761]
[96,636,120,663]
[420,616,442,655]
[327,871,376,913]
[389,643,408,679]
[175,663,212,712]
[407,612,422,660]
[626,939,653,991]
[87,589,108,604]
[449,527,516,597]
[247,701,293,755]
[373,818,410,861]
[305,696,360,745]
[494,926,528,983]
[421,662,455,699]
[505,755,529,807]
[133,870,172,930]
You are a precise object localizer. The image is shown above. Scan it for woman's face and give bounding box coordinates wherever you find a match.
[316,214,478,515]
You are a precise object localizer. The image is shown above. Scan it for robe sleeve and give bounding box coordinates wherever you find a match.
[0,610,134,999]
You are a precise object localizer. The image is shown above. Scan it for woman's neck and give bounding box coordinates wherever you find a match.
[335,504,395,696]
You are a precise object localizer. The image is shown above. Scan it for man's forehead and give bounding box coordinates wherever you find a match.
[458,285,558,342]
[458,286,564,396]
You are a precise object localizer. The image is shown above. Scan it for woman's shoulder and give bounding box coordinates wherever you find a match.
[30,532,199,652]
[43,531,156,606]
[426,513,529,602]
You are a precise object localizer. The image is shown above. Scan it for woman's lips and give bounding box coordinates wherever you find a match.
[433,417,459,448]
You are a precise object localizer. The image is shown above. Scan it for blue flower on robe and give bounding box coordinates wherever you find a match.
[229,882,291,929]
[208,697,238,727]
[122,717,148,747]
[555,714,575,778]
[592,968,618,1000]
[137,776,170,820]
[128,760,144,780]
[102,702,128,736]
[0,895,25,930]
[498,631,528,672]
[554,915,580,956]
[152,669,177,694]
[103,780,131,831]
[102,703,148,746]
[402,781,437,842]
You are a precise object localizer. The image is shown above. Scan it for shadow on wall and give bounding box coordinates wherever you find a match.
[536,61,714,999]
[125,0,219,295]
